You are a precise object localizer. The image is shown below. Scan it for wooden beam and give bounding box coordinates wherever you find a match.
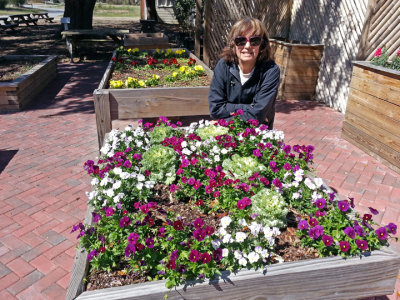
[356,0,379,60]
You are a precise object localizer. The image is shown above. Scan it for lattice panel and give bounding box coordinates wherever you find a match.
[203,0,292,68]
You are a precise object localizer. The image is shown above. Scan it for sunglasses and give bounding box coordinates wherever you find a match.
[234,36,262,47]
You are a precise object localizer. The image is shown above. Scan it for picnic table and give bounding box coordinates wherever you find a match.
[31,12,54,23]
[61,29,129,62]
[0,17,18,31]
[9,14,38,26]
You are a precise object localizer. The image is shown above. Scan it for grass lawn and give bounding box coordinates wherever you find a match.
[0,7,46,15]
[93,4,140,18]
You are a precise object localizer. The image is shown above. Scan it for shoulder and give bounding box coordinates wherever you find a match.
[214,58,231,71]
[257,60,280,80]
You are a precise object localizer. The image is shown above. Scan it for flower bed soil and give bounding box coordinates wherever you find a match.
[0,59,43,82]
[109,57,211,88]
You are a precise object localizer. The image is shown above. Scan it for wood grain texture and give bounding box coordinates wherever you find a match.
[93,90,112,150]
[76,247,400,300]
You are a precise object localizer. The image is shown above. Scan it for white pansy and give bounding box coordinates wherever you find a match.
[145,181,154,189]
[113,181,121,190]
[254,246,262,253]
[292,181,300,188]
[234,250,242,259]
[120,172,130,180]
[136,182,143,190]
[136,140,143,147]
[314,177,324,188]
[91,178,99,186]
[235,232,247,242]
[196,141,202,148]
[222,248,229,257]
[220,216,232,228]
[247,251,260,263]
[181,141,188,148]
[211,239,221,250]
[263,226,273,239]
[218,227,227,236]
[182,148,192,155]
[100,143,111,155]
[222,234,233,243]
[271,227,281,236]
[304,177,316,190]
[214,155,220,162]
[249,222,262,235]
[221,148,228,154]
[261,249,269,258]
[292,192,301,199]
[105,189,114,197]
[312,191,322,201]
[113,167,122,175]
[86,190,97,200]
[137,174,145,182]
[238,257,247,266]
[113,193,124,203]
[238,218,247,226]
[190,145,197,152]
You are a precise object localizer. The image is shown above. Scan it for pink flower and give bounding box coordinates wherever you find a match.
[374,48,382,57]
[396,47,400,57]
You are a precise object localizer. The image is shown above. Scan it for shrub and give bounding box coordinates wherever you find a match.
[371,47,400,71]
[0,0,8,9]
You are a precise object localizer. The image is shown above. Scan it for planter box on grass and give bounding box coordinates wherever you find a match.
[123,33,169,50]
[269,38,324,101]
[0,55,57,112]
[93,49,213,150]
[342,61,400,174]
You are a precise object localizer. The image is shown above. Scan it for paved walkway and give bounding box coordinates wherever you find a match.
[0,63,399,299]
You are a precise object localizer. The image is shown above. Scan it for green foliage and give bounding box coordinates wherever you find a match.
[222,154,266,182]
[141,145,178,185]
[197,125,229,141]
[251,188,288,228]
[11,0,24,6]
[371,47,400,71]
[174,0,195,31]
[0,0,8,9]
[150,124,175,144]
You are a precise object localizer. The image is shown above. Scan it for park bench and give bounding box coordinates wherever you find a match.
[31,13,54,23]
[9,14,38,26]
[0,17,18,32]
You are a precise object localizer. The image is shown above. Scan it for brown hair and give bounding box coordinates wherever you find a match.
[220,17,271,64]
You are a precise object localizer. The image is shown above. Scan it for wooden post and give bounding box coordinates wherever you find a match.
[93,89,112,150]
[140,0,146,20]
[195,0,203,59]
[203,0,211,67]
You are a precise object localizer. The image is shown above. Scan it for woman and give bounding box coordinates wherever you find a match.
[208,17,280,129]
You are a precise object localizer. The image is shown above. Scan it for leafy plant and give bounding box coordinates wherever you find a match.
[371,47,400,71]
[174,0,195,32]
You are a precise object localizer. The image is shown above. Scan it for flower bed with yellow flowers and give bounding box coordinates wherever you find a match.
[108,47,211,89]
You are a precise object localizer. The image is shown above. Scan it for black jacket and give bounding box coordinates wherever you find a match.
[208,58,280,129]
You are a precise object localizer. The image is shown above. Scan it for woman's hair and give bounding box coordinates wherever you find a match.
[220,17,271,64]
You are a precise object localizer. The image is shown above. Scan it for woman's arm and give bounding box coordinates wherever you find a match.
[208,60,233,120]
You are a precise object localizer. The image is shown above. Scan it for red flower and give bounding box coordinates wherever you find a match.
[166,259,176,270]
[173,220,183,231]
[195,199,203,206]
[98,246,105,253]
[163,58,169,65]
[200,252,211,264]
[112,57,117,61]
[374,48,382,57]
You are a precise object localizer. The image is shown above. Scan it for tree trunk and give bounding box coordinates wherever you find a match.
[146,0,158,21]
[64,0,97,30]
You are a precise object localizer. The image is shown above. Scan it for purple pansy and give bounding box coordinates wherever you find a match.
[322,235,333,246]
[315,198,326,210]
[308,225,324,240]
[356,239,369,251]
[124,244,136,257]
[189,249,201,262]
[369,207,379,215]
[193,218,204,229]
[145,237,154,248]
[105,207,114,217]
[298,220,309,230]
[344,226,355,239]
[339,241,350,252]
[386,223,397,235]
[128,232,139,244]
[92,212,101,223]
[193,229,206,241]
[337,200,349,212]
[375,227,388,240]
[119,216,131,228]
[88,249,99,261]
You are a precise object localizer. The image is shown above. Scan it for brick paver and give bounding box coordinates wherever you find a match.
[0,63,399,300]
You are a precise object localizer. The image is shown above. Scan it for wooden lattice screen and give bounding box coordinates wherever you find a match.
[358,0,400,61]
[200,0,292,68]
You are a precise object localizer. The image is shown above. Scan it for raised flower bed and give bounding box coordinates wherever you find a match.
[0,55,57,112]
[342,48,400,173]
[269,38,324,101]
[93,47,213,149]
[67,114,400,300]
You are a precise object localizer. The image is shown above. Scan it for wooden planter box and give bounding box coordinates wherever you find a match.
[93,49,213,149]
[269,38,324,100]
[0,55,57,112]
[123,33,169,50]
[67,210,400,300]
[342,61,400,173]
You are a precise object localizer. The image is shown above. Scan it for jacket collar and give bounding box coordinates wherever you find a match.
[229,62,260,82]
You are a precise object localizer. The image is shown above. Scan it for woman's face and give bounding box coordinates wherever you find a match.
[234,29,260,67]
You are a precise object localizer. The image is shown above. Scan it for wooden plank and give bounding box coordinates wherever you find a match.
[348,88,400,124]
[350,75,400,107]
[352,64,400,87]
[344,108,400,152]
[65,205,94,300]
[342,121,400,171]
[76,247,400,300]
[93,90,112,150]
[283,75,319,86]
[109,87,210,120]
[97,51,116,90]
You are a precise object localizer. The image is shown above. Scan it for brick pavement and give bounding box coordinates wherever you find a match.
[0,63,399,299]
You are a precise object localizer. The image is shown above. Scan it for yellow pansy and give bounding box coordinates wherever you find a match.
[179,66,187,73]
[152,74,160,80]
[172,72,178,77]
[194,65,204,71]
[138,80,145,87]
